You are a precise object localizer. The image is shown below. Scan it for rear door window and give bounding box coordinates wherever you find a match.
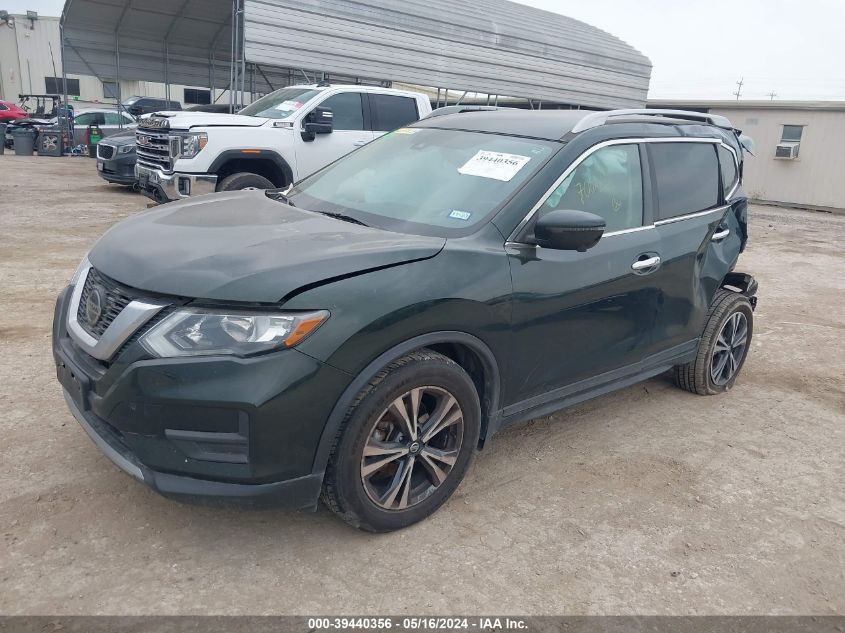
[369,94,419,131]
[104,112,127,125]
[649,142,720,220]
[74,112,105,126]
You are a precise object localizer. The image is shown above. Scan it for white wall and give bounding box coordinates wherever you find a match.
[711,106,845,211]
[0,14,246,110]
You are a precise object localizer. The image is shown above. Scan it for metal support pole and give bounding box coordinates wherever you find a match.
[115,32,123,128]
[229,0,236,111]
[59,21,70,150]
[239,0,246,107]
[443,88,449,106]
[455,91,467,106]
[164,41,170,102]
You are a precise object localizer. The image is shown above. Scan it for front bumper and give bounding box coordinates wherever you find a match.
[97,155,137,185]
[52,285,350,507]
[63,390,323,506]
[136,164,217,203]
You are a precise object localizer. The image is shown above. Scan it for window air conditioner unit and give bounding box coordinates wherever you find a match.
[775,142,799,159]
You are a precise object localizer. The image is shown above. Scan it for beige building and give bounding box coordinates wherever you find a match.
[0,12,236,110]
[650,100,845,212]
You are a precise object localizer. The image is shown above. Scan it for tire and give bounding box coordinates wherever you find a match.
[674,289,754,395]
[322,350,481,532]
[216,172,274,192]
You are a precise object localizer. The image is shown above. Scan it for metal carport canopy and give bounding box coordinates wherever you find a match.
[61,0,651,109]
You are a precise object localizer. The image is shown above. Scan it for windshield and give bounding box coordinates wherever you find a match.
[239,88,321,119]
[286,128,558,236]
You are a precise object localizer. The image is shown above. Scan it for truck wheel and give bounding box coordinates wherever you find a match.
[216,172,274,192]
[673,289,754,395]
[322,350,480,532]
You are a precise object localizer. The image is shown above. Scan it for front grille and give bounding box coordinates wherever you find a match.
[76,267,133,338]
[136,130,174,173]
[97,144,114,159]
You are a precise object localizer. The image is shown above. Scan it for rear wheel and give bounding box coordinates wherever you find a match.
[674,289,754,395]
[322,350,480,532]
[216,172,274,192]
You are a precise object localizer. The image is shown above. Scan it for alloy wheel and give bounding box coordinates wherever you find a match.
[360,386,464,511]
[710,311,748,386]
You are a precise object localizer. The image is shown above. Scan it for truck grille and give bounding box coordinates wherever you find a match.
[76,267,133,338]
[97,144,114,159]
[136,130,174,173]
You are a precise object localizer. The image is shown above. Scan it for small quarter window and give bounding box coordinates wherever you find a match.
[45,76,80,96]
[540,144,643,233]
[781,125,804,142]
[184,88,211,106]
[649,142,719,220]
[717,146,738,198]
[102,81,119,100]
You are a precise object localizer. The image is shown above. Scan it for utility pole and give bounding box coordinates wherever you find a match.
[767,91,777,100]
[733,77,744,100]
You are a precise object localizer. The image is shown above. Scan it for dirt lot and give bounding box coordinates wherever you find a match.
[0,155,843,615]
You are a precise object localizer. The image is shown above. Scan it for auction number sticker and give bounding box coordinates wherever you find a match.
[458,150,531,182]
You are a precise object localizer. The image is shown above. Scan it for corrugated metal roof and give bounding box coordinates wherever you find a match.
[62,0,651,109]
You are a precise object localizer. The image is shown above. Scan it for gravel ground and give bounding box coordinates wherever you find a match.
[0,155,843,615]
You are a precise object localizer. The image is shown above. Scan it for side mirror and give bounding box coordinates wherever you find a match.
[534,209,605,252]
[301,106,333,141]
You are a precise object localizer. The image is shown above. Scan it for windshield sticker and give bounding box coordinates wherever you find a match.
[458,150,531,182]
[276,100,303,111]
[393,127,420,135]
[449,210,472,220]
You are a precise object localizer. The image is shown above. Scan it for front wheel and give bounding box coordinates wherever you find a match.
[674,289,754,395]
[322,350,481,532]
[216,172,274,192]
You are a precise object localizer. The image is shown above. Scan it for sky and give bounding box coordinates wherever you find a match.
[3,0,844,101]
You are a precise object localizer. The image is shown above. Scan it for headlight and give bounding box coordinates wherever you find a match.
[179,133,208,159]
[118,144,135,155]
[140,308,329,358]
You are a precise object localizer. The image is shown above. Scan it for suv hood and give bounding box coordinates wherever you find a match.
[140,111,267,130]
[88,191,445,303]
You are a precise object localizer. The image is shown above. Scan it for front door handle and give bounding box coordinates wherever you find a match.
[712,228,731,241]
[632,255,661,271]
[353,140,368,147]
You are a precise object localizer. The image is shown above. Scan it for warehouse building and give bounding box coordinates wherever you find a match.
[0,11,233,108]
[650,99,845,213]
[4,0,651,114]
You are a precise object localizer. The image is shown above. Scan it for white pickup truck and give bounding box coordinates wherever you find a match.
[134,83,431,203]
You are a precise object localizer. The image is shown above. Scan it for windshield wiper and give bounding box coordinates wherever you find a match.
[317,211,369,227]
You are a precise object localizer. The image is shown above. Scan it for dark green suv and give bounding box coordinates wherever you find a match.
[53,108,757,531]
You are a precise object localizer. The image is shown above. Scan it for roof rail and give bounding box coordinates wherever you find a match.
[570,108,734,134]
[425,105,510,119]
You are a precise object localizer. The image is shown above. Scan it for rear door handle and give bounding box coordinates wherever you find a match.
[631,255,661,271]
[712,228,731,241]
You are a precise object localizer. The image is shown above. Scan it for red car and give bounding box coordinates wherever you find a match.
[0,100,28,123]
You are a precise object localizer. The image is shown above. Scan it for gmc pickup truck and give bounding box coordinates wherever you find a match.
[134,84,431,203]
